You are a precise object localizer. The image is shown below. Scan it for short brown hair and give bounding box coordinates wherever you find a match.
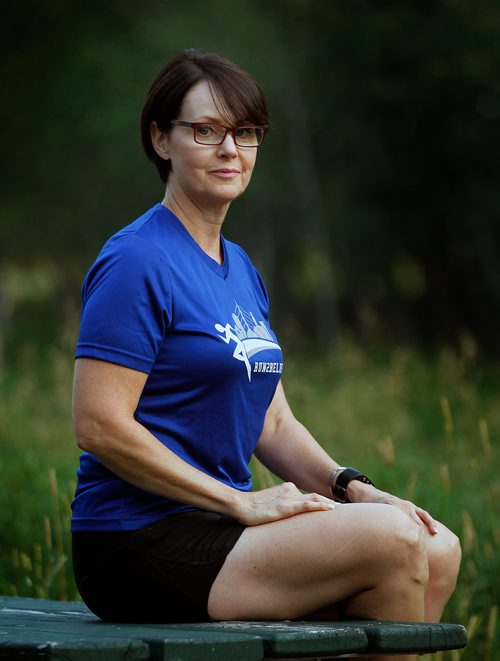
[141,49,269,182]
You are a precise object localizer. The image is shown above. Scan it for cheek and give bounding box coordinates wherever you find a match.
[170,137,207,168]
[172,151,207,182]
[242,152,257,175]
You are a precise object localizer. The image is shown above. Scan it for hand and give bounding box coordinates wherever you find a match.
[347,482,439,536]
[375,492,438,535]
[234,482,336,526]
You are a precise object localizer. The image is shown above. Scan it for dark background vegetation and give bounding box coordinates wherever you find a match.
[1,0,500,359]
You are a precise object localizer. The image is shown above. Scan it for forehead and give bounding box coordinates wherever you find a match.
[180,80,235,123]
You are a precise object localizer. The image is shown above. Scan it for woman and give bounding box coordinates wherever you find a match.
[71,49,461,657]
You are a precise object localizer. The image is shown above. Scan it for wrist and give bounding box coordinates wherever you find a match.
[225,488,249,521]
[330,466,375,503]
[346,480,377,503]
[328,466,346,495]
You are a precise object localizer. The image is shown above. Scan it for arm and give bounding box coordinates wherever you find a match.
[256,381,438,534]
[255,381,338,497]
[73,358,242,515]
[73,358,336,526]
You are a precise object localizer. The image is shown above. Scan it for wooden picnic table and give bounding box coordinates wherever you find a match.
[0,595,467,659]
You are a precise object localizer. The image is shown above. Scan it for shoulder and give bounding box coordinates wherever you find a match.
[82,209,173,299]
[224,237,269,304]
[102,204,172,259]
[225,237,261,277]
[91,203,175,264]
[85,234,165,287]
[225,237,251,262]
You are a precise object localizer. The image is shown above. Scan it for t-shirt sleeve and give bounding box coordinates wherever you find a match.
[76,235,172,374]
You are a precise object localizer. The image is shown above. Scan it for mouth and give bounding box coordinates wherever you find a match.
[210,168,240,177]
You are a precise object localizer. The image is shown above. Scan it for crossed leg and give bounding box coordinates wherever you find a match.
[208,503,461,661]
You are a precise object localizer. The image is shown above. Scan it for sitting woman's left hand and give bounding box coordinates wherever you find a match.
[347,483,439,536]
[374,491,439,535]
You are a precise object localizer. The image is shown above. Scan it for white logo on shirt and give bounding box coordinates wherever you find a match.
[215,302,281,382]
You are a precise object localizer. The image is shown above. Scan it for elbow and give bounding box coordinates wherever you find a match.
[73,418,101,453]
[73,414,116,454]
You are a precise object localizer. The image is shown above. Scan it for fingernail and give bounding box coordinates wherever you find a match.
[327,504,336,510]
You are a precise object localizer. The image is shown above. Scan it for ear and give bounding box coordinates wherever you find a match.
[150,121,170,160]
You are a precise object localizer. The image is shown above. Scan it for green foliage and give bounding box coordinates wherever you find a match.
[1,1,500,352]
[1,334,498,657]
[0,345,79,599]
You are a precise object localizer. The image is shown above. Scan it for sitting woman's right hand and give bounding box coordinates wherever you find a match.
[234,482,336,526]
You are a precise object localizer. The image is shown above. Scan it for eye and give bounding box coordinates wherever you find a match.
[234,127,256,138]
[195,124,217,137]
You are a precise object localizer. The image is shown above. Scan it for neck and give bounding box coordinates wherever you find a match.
[162,187,228,265]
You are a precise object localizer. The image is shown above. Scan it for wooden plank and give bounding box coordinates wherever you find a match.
[2,625,263,661]
[0,596,90,615]
[347,620,468,653]
[0,630,149,660]
[0,597,468,658]
[179,619,468,657]
[1,598,363,658]
[0,610,264,661]
[178,621,368,657]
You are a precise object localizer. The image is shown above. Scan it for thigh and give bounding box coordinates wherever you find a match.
[208,502,421,620]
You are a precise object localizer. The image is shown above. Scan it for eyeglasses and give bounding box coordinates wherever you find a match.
[171,121,267,147]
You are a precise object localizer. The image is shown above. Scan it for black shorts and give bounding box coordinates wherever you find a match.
[72,510,246,622]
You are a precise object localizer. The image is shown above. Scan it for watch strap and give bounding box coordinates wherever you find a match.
[331,467,374,503]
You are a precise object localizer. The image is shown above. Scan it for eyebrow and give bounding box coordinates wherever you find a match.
[193,116,226,124]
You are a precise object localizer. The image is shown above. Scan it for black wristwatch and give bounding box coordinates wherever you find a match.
[331,467,374,503]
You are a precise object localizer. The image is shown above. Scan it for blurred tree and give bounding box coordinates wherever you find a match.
[1,0,499,356]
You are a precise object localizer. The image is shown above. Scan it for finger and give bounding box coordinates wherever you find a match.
[308,492,337,506]
[284,495,335,517]
[416,507,439,535]
[301,499,336,512]
[270,498,335,523]
[279,482,302,496]
[408,509,424,528]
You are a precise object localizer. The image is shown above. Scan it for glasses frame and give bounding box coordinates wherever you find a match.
[170,120,268,147]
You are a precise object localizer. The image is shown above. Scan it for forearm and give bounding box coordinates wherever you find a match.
[76,416,242,517]
[255,414,338,498]
[260,421,383,505]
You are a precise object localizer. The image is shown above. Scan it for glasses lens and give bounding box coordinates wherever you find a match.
[234,127,265,146]
[194,124,226,145]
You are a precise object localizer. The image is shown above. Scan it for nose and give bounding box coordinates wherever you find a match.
[218,130,238,156]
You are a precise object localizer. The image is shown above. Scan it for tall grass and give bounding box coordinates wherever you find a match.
[0,343,78,599]
[0,338,498,658]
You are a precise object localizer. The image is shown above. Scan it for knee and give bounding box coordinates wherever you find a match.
[378,509,429,588]
[428,527,462,595]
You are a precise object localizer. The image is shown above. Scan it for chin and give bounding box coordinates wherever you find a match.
[210,187,245,204]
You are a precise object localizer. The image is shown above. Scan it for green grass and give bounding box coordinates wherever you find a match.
[0,338,498,659]
[0,344,78,600]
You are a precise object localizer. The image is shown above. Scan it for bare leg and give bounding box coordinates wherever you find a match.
[308,520,461,625]
[423,521,461,621]
[209,503,429,661]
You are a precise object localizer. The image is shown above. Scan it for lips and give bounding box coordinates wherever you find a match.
[210,168,240,175]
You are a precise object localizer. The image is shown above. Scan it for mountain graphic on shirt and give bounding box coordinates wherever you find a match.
[215,302,281,381]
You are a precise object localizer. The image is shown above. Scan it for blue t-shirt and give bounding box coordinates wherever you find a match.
[71,204,283,531]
